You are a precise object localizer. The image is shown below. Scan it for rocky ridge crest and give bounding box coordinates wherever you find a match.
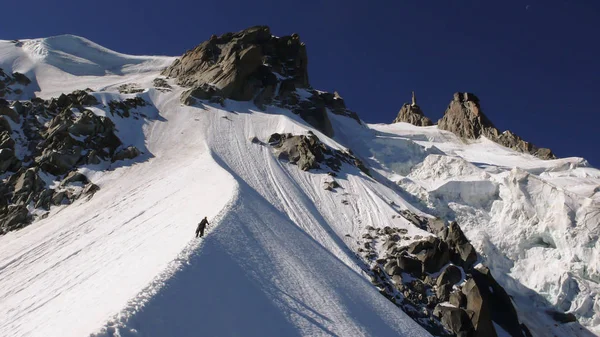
[437,92,555,159]
[393,91,555,160]
[162,26,360,136]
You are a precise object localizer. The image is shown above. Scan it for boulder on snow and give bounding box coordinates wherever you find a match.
[61,171,89,186]
[180,83,224,105]
[547,310,577,324]
[112,146,141,162]
[268,132,369,175]
[323,180,340,191]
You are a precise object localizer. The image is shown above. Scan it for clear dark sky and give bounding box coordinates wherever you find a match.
[2,1,598,166]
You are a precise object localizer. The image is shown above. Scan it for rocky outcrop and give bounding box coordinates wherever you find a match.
[163,26,308,100]
[267,132,370,175]
[438,92,555,159]
[392,92,433,126]
[163,26,360,136]
[152,78,172,92]
[112,146,141,162]
[0,68,31,98]
[360,212,529,337]
[0,89,145,234]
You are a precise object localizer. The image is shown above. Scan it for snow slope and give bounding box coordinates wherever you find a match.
[0,37,430,337]
[0,35,598,337]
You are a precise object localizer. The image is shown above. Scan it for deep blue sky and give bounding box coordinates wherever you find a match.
[2,1,598,166]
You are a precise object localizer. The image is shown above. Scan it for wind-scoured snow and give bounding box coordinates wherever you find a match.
[0,35,598,337]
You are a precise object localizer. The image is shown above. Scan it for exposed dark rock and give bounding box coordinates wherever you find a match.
[437,265,463,287]
[164,26,308,99]
[180,83,224,105]
[153,78,172,91]
[436,283,453,302]
[0,116,12,133]
[397,253,423,277]
[366,211,528,337]
[69,110,116,137]
[268,132,370,175]
[323,180,340,191]
[0,131,15,149]
[547,310,577,324]
[435,305,474,337]
[437,92,555,160]
[108,97,146,118]
[0,148,20,173]
[450,290,467,308]
[164,26,360,136]
[35,189,54,210]
[12,167,45,205]
[470,266,528,337]
[112,146,141,162]
[392,92,433,126]
[61,171,89,185]
[117,83,144,94]
[12,72,31,86]
[408,236,450,273]
[462,277,498,337]
[36,139,83,175]
[82,183,100,196]
[384,259,402,276]
[439,222,478,269]
[0,89,149,234]
[0,205,31,234]
[0,68,31,99]
[0,105,20,123]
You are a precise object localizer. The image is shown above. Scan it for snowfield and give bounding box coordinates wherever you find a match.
[0,35,599,337]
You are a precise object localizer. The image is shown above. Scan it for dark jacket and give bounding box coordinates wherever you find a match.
[197,218,209,231]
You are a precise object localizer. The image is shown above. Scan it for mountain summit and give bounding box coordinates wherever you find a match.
[162,25,359,137]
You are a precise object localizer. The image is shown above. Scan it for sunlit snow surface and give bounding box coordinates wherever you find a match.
[0,35,598,337]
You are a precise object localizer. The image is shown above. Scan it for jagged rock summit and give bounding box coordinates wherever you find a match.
[437,92,555,159]
[392,91,433,126]
[162,25,360,137]
[163,25,309,101]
